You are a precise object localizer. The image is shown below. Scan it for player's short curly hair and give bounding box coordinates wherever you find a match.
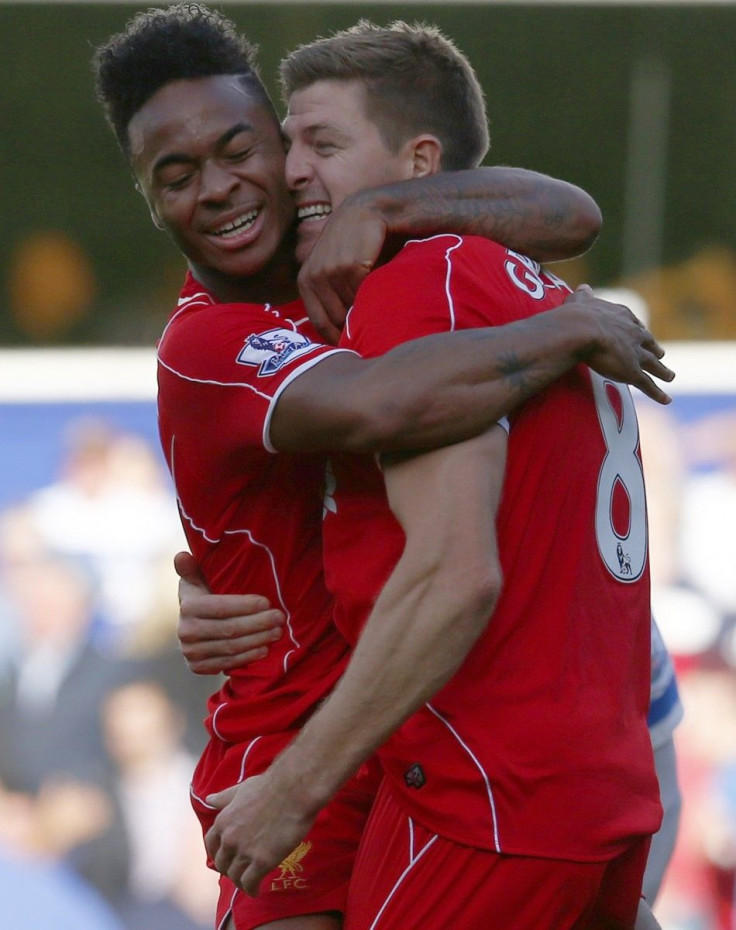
[93,3,275,158]
[280,20,489,172]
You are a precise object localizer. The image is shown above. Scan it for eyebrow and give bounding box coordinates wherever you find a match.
[152,121,256,175]
[282,121,348,143]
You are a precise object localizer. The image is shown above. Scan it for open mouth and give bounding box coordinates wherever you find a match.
[297,204,331,224]
[212,208,260,239]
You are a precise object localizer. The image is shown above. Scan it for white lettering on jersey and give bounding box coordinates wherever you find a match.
[504,251,573,300]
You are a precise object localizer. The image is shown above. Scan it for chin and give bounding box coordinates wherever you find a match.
[295,226,322,266]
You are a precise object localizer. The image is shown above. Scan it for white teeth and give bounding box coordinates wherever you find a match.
[214,210,259,238]
[298,204,331,222]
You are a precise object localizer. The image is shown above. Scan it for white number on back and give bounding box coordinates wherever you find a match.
[590,373,648,581]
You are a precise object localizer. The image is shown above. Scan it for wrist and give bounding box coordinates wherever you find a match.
[268,739,341,819]
[548,303,600,361]
[346,186,404,235]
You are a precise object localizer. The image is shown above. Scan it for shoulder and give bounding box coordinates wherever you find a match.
[159,300,297,374]
[376,234,506,277]
[355,234,506,306]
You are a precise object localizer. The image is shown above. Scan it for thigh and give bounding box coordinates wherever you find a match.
[346,783,610,930]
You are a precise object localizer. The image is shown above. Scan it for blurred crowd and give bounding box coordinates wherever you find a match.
[1,404,735,929]
[0,417,217,929]
[637,400,736,930]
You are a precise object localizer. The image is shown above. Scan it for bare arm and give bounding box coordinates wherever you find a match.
[204,429,507,894]
[352,166,601,260]
[270,287,674,454]
[299,167,601,339]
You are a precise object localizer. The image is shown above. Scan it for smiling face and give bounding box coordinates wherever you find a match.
[128,74,295,289]
[283,80,418,265]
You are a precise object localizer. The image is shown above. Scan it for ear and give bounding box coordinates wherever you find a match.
[405,135,443,179]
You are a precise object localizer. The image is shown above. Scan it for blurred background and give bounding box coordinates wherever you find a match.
[1,2,735,928]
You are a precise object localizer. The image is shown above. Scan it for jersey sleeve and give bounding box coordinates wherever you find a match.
[158,301,349,452]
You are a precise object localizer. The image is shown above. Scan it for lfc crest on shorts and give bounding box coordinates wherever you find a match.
[237,328,317,376]
[270,840,312,892]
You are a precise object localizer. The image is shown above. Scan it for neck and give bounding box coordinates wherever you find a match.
[190,243,300,306]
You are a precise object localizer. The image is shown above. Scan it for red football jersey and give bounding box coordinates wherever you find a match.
[323,235,662,861]
[158,272,351,743]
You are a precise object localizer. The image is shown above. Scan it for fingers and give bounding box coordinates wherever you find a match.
[631,353,674,404]
[207,785,238,809]
[298,263,354,345]
[174,550,206,588]
[297,200,385,341]
[631,372,672,406]
[640,353,676,383]
[181,624,284,674]
[178,606,285,674]
[181,592,274,622]
[299,284,343,345]
[205,824,266,898]
[238,861,268,897]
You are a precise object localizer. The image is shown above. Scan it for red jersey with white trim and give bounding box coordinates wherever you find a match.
[158,272,350,743]
[322,235,662,861]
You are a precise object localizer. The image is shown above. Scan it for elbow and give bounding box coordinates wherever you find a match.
[571,191,602,255]
[471,567,503,623]
[451,561,503,641]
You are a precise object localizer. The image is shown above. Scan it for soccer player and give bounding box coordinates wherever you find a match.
[195,22,665,930]
[93,7,672,929]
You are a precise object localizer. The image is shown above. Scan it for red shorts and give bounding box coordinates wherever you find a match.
[346,781,650,930]
[191,733,381,930]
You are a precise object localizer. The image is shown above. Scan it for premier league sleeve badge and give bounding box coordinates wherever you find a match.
[237,328,318,376]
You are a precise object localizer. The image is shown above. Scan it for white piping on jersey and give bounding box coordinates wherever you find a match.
[425,701,501,852]
[406,818,435,867]
[401,234,465,332]
[220,528,299,671]
[238,736,262,782]
[178,291,213,307]
[367,825,438,930]
[216,889,238,930]
[170,437,300,684]
[189,785,217,811]
[160,292,215,347]
[158,356,276,403]
[262,348,353,453]
[343,307,352,342]
[407,816,435,865]
[344,234,462,342]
